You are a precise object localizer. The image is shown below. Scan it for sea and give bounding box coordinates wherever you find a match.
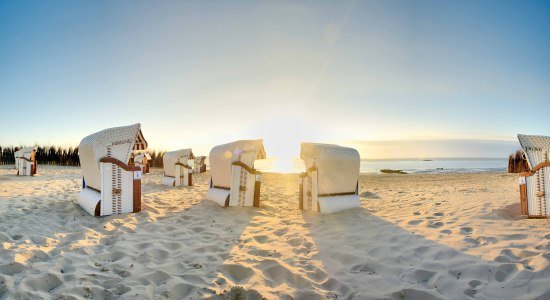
[253,157,507,174]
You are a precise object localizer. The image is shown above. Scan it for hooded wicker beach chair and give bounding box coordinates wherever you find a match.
[299,143,361,214]
[133,151,151,174]
[77,124,147,216]
[15,147,37,176]
[517,134,550,218]
[162,149,195,187]
[14,149,20,170]
[193,156,207,173]
[206,140,266,207]
[14,148,22,170]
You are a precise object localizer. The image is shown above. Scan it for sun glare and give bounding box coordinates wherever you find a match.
[251,116,317,173]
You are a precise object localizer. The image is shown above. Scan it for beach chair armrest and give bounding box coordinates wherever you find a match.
[231,161,261,175]
[99,157,141,172]
[519,161,550,177]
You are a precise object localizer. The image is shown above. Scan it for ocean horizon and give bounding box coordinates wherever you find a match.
[253,157,508,174]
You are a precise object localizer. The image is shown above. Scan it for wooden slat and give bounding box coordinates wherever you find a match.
[519,161,550,177]
[520,183,528,215]
[253,179,261,208]
[231,161,261,175]
[100,157,141,171]
[133,177,141,213]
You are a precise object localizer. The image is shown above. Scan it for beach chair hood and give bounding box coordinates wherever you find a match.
[209,139,266,189]
[79,123,147,191]
[518,134,550,169]
[300,143,360,195]
[163,149,195,177]
[16,147,37,160]
[517,134,550,217]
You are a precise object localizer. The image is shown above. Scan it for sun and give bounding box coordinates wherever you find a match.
[252,116,321,173]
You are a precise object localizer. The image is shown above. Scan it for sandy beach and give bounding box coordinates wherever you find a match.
[0,165,549,299]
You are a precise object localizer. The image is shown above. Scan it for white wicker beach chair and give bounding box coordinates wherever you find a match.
[193,156,207,173]
[162,149,195,187]
[15,147,37,176]
[14,148,22,170]
[299,143,361,214]
[77,124,147,216]
[517,134,550,218]
[206,140,266,207]
[133,151,151,174]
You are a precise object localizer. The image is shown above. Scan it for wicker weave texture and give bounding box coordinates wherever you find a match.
[209,140,265,189]
[518,134,550,216]
[300,143,360,195]
[79,124,142,190]
[163,149,194,177]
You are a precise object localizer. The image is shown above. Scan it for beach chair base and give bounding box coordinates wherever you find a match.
[78,157,142,217]
[206,187,231,206]
[17,159,37,176]
[518,161,550,218]
[205,162,262,208]
[163,164,193,187]
[300,168,360,214]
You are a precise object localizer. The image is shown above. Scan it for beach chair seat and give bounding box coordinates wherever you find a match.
[133,152,151,174]
[517,134,550,218]
[206,140,266,207]
[299,143,361,214]
[193,156,207,173]
[162,149,194,187]
[15,147,37,176]
[77,124,147,216]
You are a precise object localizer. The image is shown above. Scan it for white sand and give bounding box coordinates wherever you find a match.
[0,165,549,299]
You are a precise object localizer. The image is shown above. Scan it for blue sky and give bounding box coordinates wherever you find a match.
[0,0,548,159]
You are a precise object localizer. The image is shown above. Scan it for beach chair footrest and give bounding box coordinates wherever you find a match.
[318,195,361,214]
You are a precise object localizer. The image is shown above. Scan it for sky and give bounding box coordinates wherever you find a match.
[0,0,548,160]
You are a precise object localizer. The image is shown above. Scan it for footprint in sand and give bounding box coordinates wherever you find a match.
[20,272,63,292]
[460,227,473,235]
[350,263,376,274]
[468,279,484,288]
[219,264,254,284]
[18,249,50,263]
[391,288,442,300]
[287,237,304,247]
[261,261,310,288]
[114,267,131,278]
[112,284,131,296]
[400,269,439,288]
[502,234,528,241]
[273,228,288,237]
[166,282,195,299]
[495,263,522,282]
[253,235,269,244]
[0,262,27,276]
[464,236,498,246]
[408,220,423,225]
[428,222,444,228]
[360,191,380,199]
[247,248,282,258]
[495,249,539,263]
